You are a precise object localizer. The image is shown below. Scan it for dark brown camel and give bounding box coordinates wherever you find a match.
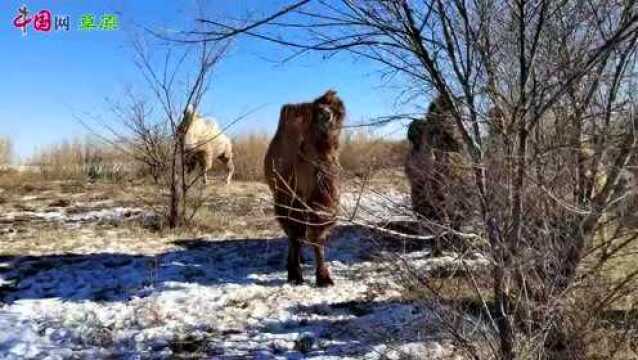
[405,95,468,256]
[264,90,345,287]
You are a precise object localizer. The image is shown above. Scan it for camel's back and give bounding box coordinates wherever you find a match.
[184,116,222,149]
[264,104,312,190]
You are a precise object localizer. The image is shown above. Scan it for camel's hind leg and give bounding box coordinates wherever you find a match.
[218,152,234,185]
[274,195,305,284]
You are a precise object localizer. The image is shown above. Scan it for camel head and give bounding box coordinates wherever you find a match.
[315,104,337,133]
[409,94,461,153]
[313,90,345,135]
[308,91,344,153]
[177,104,197,138]
[408,119,428,152]
[183,104,196,125]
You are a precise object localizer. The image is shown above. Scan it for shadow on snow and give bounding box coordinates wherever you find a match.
[0,224,432,303]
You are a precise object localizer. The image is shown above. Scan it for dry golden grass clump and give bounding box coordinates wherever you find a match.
[0,136,12,166]
[28,137,130,181]
[230,133,270,182]
[339,130,408,177]
[15,130,406,185]
[228,130,406,182]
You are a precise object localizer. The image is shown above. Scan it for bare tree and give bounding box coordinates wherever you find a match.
[190,1,638,358]
[92,34,231,228]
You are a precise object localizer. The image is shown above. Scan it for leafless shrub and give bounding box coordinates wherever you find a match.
[28,137,130,182]
[197,0,638,358]
[83,32,233,229]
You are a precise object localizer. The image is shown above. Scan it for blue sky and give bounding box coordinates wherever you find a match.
[1,1,413,160]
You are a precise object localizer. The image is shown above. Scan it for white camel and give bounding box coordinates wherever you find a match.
[179,105,234,184]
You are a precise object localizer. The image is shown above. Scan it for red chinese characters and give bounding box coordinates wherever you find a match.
[34,10,52,32]
[13,6,32,34]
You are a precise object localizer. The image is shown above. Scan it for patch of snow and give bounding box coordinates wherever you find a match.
[341,189,411,223]
[1,207,152,226]
[0,210,488,358]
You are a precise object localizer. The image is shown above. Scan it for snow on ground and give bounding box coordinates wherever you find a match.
[0,189,489,359]
[0,224,488,359]
[341,189,412,224]
[1,207,155,227]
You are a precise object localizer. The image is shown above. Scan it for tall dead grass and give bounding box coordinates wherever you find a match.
[18,131,407,184]
[231,133,270,182]
[340,130,408,177]
[28,137,130,181]
[230,130,407,182]
[0,136,12,166]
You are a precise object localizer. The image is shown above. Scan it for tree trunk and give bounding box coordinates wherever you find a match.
[168,139,184,228]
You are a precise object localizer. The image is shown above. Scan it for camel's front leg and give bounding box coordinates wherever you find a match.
[218,153,234,185]
[225,159,235,185]
[202,153,213,185]
[313,242,334,287]
[308,228,334,287]
[287,237,304,285]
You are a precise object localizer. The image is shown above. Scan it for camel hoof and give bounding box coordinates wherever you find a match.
[316,269,334,287]
[431,249,443,258]
[287,269,304,285]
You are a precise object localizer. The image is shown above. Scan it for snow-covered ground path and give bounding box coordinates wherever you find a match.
[0,223,487,359]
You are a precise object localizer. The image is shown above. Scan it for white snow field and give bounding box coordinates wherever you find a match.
[0,187,489,359]
[0,223,488,359]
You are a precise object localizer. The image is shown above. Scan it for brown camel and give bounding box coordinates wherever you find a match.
[264,90,345,287]
[405,95,467,256]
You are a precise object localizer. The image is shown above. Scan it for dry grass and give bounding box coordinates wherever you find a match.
[340,130,408,178]
[0,136,12,166]
[230,133,270,182]
[17,131,407,184]
[0,178,279,255]
[230,130,408,182]
[28,137,133,181]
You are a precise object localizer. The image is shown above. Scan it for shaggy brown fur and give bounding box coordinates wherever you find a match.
[264,90,345,286]
[405,95,468,256]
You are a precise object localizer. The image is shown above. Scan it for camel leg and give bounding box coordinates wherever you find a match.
[307,227,333,287]
[202,152,213,185]
[287,238,304,285]
[313,242,334,287]
[226,159,234,185]
[432,235,443,257]
[218,153,234,185]
[274,195,305,285]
